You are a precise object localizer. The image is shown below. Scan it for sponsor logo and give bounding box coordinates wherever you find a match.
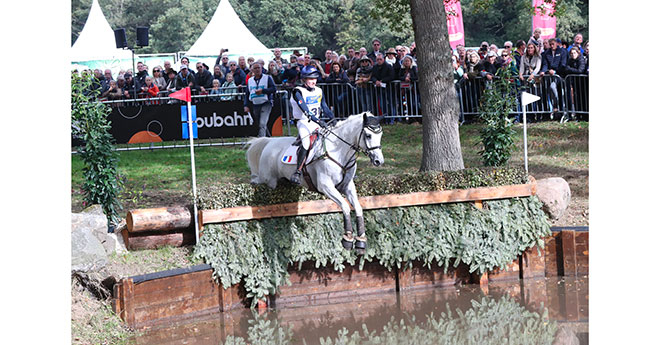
[196,111,254,128]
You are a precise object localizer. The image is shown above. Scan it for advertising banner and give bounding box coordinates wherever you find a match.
[108,99,283,144]
[532,0,557,39]
[445,0,465,49]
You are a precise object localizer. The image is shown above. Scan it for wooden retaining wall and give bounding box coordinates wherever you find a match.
[113,227,589,329]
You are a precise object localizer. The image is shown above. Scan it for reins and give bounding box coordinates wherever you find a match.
[306,118,382,188]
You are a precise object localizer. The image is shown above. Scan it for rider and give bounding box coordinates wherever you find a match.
[289,65,335,184]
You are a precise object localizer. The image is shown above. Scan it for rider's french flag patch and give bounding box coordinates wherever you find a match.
[282,155,294,164]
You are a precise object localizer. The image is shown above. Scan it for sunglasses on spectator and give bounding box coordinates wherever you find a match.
[501,54,508,57]
[154,69,161,72]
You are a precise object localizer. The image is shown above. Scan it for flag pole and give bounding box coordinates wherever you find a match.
[520,91,540,175]
[523,101,528,175]
[185,89,200,244]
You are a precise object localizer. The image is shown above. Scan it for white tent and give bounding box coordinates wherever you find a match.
[186,0,272,58]
[70,0,133,64]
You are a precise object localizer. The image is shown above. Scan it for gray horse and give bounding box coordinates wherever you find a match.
[246,112,384,253]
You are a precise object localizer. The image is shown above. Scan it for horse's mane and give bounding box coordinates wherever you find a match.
[331,112,370,129]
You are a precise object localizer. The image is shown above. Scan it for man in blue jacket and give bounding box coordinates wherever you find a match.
[540,38,567,114]
[244,63,277,137]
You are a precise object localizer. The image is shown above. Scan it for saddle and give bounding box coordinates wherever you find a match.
[280,132,320,167]
[281,132,322,192]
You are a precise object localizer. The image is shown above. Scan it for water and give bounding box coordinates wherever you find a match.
[130,276,588,344]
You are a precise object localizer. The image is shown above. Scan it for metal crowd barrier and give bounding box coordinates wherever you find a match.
[456,74,589,121]
[96,75,588,123]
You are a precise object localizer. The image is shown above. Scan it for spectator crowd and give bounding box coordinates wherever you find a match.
[75,32,588,119]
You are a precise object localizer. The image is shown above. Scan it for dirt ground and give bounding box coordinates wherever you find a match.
[531,168,588,227]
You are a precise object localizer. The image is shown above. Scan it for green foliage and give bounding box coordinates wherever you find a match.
[193,197,550,306]
[71,73,123,225]
[221,295,557,344]
[224,314,294,345]
[478,67,517,166]
[197,167,527,209]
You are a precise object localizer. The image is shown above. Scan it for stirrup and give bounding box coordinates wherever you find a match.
[290,171,302,185]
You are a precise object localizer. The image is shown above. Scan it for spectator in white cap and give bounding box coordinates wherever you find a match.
[478,50,500,81]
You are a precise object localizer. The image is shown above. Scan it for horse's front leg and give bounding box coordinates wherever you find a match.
[317,182,355,250]
[343,180,366,254]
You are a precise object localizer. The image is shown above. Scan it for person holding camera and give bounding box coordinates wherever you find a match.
[478,41,489,59]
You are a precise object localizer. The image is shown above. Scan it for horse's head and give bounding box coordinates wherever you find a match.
[360,112,384,167]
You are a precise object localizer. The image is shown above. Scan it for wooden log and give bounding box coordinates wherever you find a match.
[122,228,196,250]
[126,206,192,232]
[201,183,536,225]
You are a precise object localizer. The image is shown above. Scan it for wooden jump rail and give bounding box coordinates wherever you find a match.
[121,182,536,249]
[200,182,537,225]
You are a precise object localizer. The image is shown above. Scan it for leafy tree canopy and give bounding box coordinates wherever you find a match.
[71,0,587,55]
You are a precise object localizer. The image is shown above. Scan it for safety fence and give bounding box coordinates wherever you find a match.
[101,74,587,122]
[81,75,587,151]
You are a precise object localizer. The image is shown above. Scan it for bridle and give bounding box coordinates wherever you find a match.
[307,118,382,185]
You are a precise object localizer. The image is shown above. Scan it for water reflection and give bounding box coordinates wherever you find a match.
[130,276,588,345]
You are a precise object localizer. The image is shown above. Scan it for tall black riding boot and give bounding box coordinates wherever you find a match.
[290,145,308,185]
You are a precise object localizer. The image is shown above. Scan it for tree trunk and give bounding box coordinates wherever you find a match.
[410,0,465,171]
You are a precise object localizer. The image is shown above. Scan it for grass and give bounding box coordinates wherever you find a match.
[71,120,588,212]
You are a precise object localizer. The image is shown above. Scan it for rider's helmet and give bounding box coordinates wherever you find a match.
[300,65,321,80]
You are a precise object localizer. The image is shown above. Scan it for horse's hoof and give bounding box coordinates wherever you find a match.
[341,238,354,250]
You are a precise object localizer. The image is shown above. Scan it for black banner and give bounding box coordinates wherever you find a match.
[108,100,283,144]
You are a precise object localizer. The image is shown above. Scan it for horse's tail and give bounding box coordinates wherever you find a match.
[245,137,270,177]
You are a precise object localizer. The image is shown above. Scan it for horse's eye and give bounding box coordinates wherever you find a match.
[366,134,372,139]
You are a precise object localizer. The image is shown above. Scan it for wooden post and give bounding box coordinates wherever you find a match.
[116,278,135,328]
[520,246,546,278]
[561,230,577,276]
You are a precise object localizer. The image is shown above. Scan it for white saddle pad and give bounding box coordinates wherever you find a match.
[280,141,321,165]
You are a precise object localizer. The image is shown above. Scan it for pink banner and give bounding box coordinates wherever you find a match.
[445,0,465,49]
[532,0,557,39]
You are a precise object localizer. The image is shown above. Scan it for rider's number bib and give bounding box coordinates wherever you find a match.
[290,87,323,120]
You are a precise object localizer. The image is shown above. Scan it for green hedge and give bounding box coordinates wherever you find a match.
[197,167,528,209]
[193,195,550,306]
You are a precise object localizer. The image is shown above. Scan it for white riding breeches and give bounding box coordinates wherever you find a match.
[297,118,320,150]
